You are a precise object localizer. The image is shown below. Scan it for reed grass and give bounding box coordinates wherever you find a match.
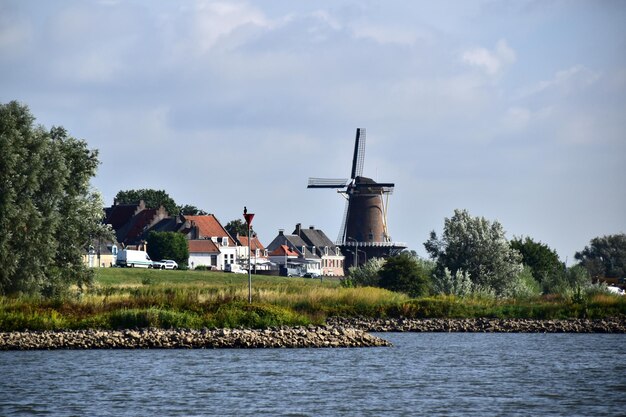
[1,268,624,331]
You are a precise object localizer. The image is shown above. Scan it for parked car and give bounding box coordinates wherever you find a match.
[225,263,247,274]
[303,272,321,278]
[153,260,178,270]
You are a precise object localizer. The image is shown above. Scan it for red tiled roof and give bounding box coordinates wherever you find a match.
[238,236,265,251]
[188,239,220,254]
[269,244,298,257]
[184,215,234,245]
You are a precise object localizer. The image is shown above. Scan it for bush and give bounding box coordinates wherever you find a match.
[108,308,203,329]
[213,302,310,328]
[194,265,210,271]
[342,258,385,288]
[378,253,432,297]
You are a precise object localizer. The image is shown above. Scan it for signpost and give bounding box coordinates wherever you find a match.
[243,207,255,303]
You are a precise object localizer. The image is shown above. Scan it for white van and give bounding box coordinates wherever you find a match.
[116,249,152,268]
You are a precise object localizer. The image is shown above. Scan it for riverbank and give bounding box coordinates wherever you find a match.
[0,326,391,350]
[2,317,625,350]
[328,317,626,333]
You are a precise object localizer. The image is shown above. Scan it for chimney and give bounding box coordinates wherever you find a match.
[278,229,284,236]
[309,225,315,230]
[295,223,302,236]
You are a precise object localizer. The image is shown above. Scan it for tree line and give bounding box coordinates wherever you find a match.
[345,209,625,299]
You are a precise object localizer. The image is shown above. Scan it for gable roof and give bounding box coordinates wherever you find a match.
[104,201,144,230]
[182,215,235,246]
[238,235,265,251]
[188,239,220,254]
[268,244,299,257]
[299,228,334,246]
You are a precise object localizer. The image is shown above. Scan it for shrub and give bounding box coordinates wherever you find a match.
[432,268,473,297]
[378,253,431,297]
[342,258,385,288]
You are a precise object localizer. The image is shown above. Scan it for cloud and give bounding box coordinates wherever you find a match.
[351,23,418,46]
[461,39,516,76]
[191,1,272,52]
[515,65,601,99]
[0,8,33,58]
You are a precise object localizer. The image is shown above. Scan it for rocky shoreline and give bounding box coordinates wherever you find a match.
[2,318,625,350]
[0,326,391,350]
[327,317,626,333]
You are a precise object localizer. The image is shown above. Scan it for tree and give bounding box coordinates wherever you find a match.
[0,101,111,296]
[115,189,179,215]
[342,257,386,288]
[424,209,523,297]
[510,237,564,285]
[146,231,189,266]
[178,204,207,215]
[378,252,432,297]
[225,219,248,238]
[575,234,626,279]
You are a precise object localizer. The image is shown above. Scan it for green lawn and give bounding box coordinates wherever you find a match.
[1,267,624,331]
[93,267,339,288]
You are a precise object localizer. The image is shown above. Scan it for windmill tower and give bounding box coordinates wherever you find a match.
[308,128,406,269]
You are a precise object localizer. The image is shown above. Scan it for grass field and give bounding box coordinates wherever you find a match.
[1,268,624,331]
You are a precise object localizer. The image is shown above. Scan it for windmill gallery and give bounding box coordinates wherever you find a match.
[308,128,406,269]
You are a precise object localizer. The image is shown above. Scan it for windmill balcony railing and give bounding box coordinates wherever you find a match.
[338,241,407,248]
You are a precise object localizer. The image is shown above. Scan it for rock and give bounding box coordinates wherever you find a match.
[0,325,392,350]
[325,317,626,334]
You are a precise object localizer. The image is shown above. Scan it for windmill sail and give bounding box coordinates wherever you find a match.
[336,199,350,244]
[307,178,350,188]
[350,128,366,179]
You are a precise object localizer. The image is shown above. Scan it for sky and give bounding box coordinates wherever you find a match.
[1,0,625,263]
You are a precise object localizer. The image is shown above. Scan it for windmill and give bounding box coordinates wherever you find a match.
[308,128,405,268]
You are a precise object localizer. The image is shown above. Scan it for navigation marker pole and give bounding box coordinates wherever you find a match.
[243,207,255,304]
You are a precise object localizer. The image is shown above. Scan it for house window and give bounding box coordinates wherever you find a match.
[222,237,228,246]
[368,233,374,240]
[324,246,329,256]
[255,249,260,257]
[264,249,268,257]
[302,246,306,255]
[211,255,217,266]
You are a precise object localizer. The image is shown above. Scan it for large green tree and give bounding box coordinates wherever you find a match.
[178,204,207,216]
[115,189,179,215]
[0,101,110,296]
[225,219,248,238]
[424,209,523,296]
[146,231,189,266]
[378,252,431,297]
[510,237,564,286]
[575,234,626,279]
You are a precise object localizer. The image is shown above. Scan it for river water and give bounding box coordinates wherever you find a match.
[1,333,624,416]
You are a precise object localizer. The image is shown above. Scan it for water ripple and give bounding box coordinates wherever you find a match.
[1,333,625,416]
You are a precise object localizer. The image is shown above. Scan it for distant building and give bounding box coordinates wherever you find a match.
[266,224,344,276]
[187,239,220,270]
[83,238,118,268]
[179,214,238,271]
[102,200,262,271]
[236,234,271,271]
[104,200,168,247]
